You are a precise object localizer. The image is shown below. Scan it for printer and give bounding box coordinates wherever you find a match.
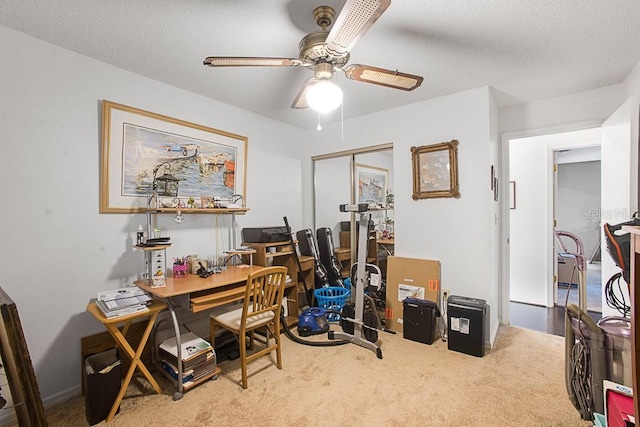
[242,227,290,243]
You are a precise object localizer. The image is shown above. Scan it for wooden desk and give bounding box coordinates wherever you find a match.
[136,265,264,312]
[86,299,167,422]
[134,265,265,399]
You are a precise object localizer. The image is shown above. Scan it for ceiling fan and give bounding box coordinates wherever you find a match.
[203,0,423,113]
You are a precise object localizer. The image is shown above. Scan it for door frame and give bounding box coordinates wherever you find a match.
[499,121,603,325]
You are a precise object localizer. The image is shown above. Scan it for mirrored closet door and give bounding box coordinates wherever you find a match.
[312,143,394,278]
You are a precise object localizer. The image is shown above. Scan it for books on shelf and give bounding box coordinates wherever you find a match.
[159,332,214,367]
[161,352,217,383]
[161,361,194,384]
[96,286,152,318]
[159,332,217,388]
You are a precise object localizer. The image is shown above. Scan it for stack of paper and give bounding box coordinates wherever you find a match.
[96,286,152,318]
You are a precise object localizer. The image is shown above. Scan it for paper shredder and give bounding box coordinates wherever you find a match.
[447,295,487,357]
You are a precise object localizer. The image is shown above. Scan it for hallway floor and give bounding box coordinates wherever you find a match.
[509,301,602,337]
[510,261,603,336]
[556,262,602,312]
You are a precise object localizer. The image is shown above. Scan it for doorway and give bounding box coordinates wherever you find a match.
[501,96,639,334]
[506,127,602,334]
[554,147,602,313]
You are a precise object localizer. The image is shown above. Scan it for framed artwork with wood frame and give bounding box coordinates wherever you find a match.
[355,163,388,206]
[411,140,460,199]
[100,100,248,213]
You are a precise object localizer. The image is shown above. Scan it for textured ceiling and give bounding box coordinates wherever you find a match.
[2,0,640,129]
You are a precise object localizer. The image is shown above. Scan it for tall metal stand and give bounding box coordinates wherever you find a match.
[329,204,382,359]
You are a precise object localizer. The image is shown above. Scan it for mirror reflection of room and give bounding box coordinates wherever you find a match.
[312,147,394,281]
[354,151,394,278]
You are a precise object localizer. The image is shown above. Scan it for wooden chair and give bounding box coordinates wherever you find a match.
[209,266,287,389]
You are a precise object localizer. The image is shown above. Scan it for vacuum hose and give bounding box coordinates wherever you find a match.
[280,309,349,347]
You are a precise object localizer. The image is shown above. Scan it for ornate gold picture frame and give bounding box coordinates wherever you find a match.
[411,140,460,199]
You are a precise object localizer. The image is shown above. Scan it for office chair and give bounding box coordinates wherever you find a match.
[209,266,287,389]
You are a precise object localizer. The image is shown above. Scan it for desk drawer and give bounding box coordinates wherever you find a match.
[190,285,245,313]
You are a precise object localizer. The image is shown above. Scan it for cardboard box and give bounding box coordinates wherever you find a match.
[385,256,441,333]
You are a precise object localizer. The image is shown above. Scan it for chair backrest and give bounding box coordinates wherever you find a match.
[241,266,288,324]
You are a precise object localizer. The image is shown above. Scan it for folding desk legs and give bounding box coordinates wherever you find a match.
[104,311,163,422]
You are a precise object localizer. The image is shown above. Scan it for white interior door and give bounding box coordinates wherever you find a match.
[600,96,639,317]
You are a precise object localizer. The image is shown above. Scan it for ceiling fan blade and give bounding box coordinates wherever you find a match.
[325,0,391,58]
[343,64,423,91]
[291,77,319,109]
[203,57,302,67]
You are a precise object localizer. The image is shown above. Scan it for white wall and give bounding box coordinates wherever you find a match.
[307,87,500,342]
[0,24,305,408]
[600,97,639,318]
[489,91,501,327]
[314,155,351,234]
[509,128,601,306]
[498,81,627,322]
[623,59,640,100]
[499,84,624,134]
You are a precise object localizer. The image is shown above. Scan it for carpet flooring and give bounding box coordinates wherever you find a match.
[41,324,589,427]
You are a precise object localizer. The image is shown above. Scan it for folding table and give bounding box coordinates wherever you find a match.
[86,299,167,422]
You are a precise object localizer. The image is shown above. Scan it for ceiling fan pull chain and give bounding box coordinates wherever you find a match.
[341,102,344,142]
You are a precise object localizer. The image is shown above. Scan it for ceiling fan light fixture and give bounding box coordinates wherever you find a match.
[307,79,343,113]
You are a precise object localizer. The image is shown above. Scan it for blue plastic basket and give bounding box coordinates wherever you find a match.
[314,286,351,321]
